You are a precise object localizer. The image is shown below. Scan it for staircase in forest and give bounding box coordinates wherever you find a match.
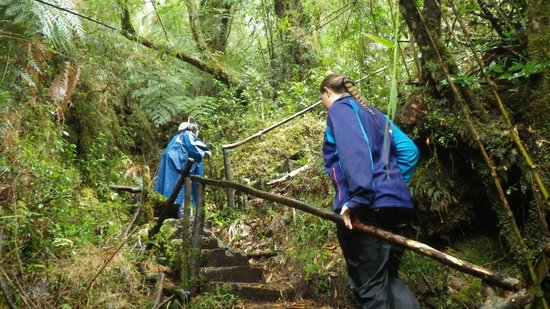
[198,227,293,303]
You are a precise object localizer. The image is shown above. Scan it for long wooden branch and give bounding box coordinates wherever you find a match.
[75,231,134,309]
[267,164,309,186]
[117,2,234,86]
[222,101,322,149]
[108,185,142,193]
[191,175,523,292]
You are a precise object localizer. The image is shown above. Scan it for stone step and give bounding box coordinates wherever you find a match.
[201,248,249,267]
[204,281,293,302]
[200,265,264,283]
[201,235,226,249]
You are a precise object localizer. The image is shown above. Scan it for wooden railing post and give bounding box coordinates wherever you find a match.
[190,182,205,292]
[222,148,234,208]
[146,158,195,251]
[180,178,192,288]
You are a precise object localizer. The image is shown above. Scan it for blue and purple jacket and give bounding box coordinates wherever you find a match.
[323,95,419,217]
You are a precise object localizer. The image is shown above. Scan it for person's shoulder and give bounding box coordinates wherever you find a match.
[331,96,356,110]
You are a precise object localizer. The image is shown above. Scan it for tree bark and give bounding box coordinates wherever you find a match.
[146,159,195,250]
[420,0,441,87]
[273,0,318,78]
[189,0,235,53]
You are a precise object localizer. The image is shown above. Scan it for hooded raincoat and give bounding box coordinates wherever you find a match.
[155,129,209,206]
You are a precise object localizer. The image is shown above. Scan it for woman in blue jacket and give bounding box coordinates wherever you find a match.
[155,122,211,218]
[320,73,420,308]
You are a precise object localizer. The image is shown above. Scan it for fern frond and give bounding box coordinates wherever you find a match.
[3,0,32,17]
[128,68,219,126]
[177,96,218,121]
[28,57,43,75]
[48,61,71,102]
[14,65,36,88]
[2,0,83,47]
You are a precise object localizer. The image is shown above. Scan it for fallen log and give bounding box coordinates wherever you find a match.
[267,164,309,186]
[0,228,17,309]
[108,184,142,193]
[0,272,16,309]
[136,262,191,306]
[153,273,165,308]
[191,175,523,292]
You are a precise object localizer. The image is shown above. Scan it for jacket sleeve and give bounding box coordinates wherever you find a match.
[389,120,419,182]
[183,132,210,162]
[328,102,375,216]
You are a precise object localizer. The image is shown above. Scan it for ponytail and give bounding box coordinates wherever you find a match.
[320,73,375,116]
[341,76,369,109]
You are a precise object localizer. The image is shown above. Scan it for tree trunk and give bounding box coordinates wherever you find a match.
[526,1,550,306]
[186,0,211,53]
[526,0,550,135]
[273,0,318,78]
[420,0,441,87]
[185,0,235,53]
[399,0,484,112]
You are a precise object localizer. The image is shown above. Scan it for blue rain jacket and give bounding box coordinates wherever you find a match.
[155,130,209,205]
[323,95,419,218]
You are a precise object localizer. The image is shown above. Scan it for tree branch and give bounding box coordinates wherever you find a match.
[117,1,235,87]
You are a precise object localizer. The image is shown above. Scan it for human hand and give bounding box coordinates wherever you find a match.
[205,151,212,158]
[340,206,352,230]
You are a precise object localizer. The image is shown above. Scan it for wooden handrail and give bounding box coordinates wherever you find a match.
[191,175,523,292]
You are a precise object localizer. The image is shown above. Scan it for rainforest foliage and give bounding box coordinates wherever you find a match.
[0,0,548,308]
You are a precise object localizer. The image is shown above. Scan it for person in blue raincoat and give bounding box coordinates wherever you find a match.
[155,122,211,218]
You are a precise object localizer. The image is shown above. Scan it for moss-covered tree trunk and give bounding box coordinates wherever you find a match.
[273,0,318,79]
[399,0,484,112]
[526,0,550,137]
[399,0,549,305]
[526,0,550,304]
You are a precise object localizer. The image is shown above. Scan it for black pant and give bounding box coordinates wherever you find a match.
[337,207,420,309]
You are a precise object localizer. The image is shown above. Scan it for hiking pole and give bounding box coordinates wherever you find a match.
[146,158,195,251]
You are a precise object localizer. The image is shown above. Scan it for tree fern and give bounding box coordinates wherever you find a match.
[0,0,83,48]
[130,73,219,126]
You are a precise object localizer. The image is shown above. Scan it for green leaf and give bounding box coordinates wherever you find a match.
[364,34,394,48]
[488,62,504,73]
